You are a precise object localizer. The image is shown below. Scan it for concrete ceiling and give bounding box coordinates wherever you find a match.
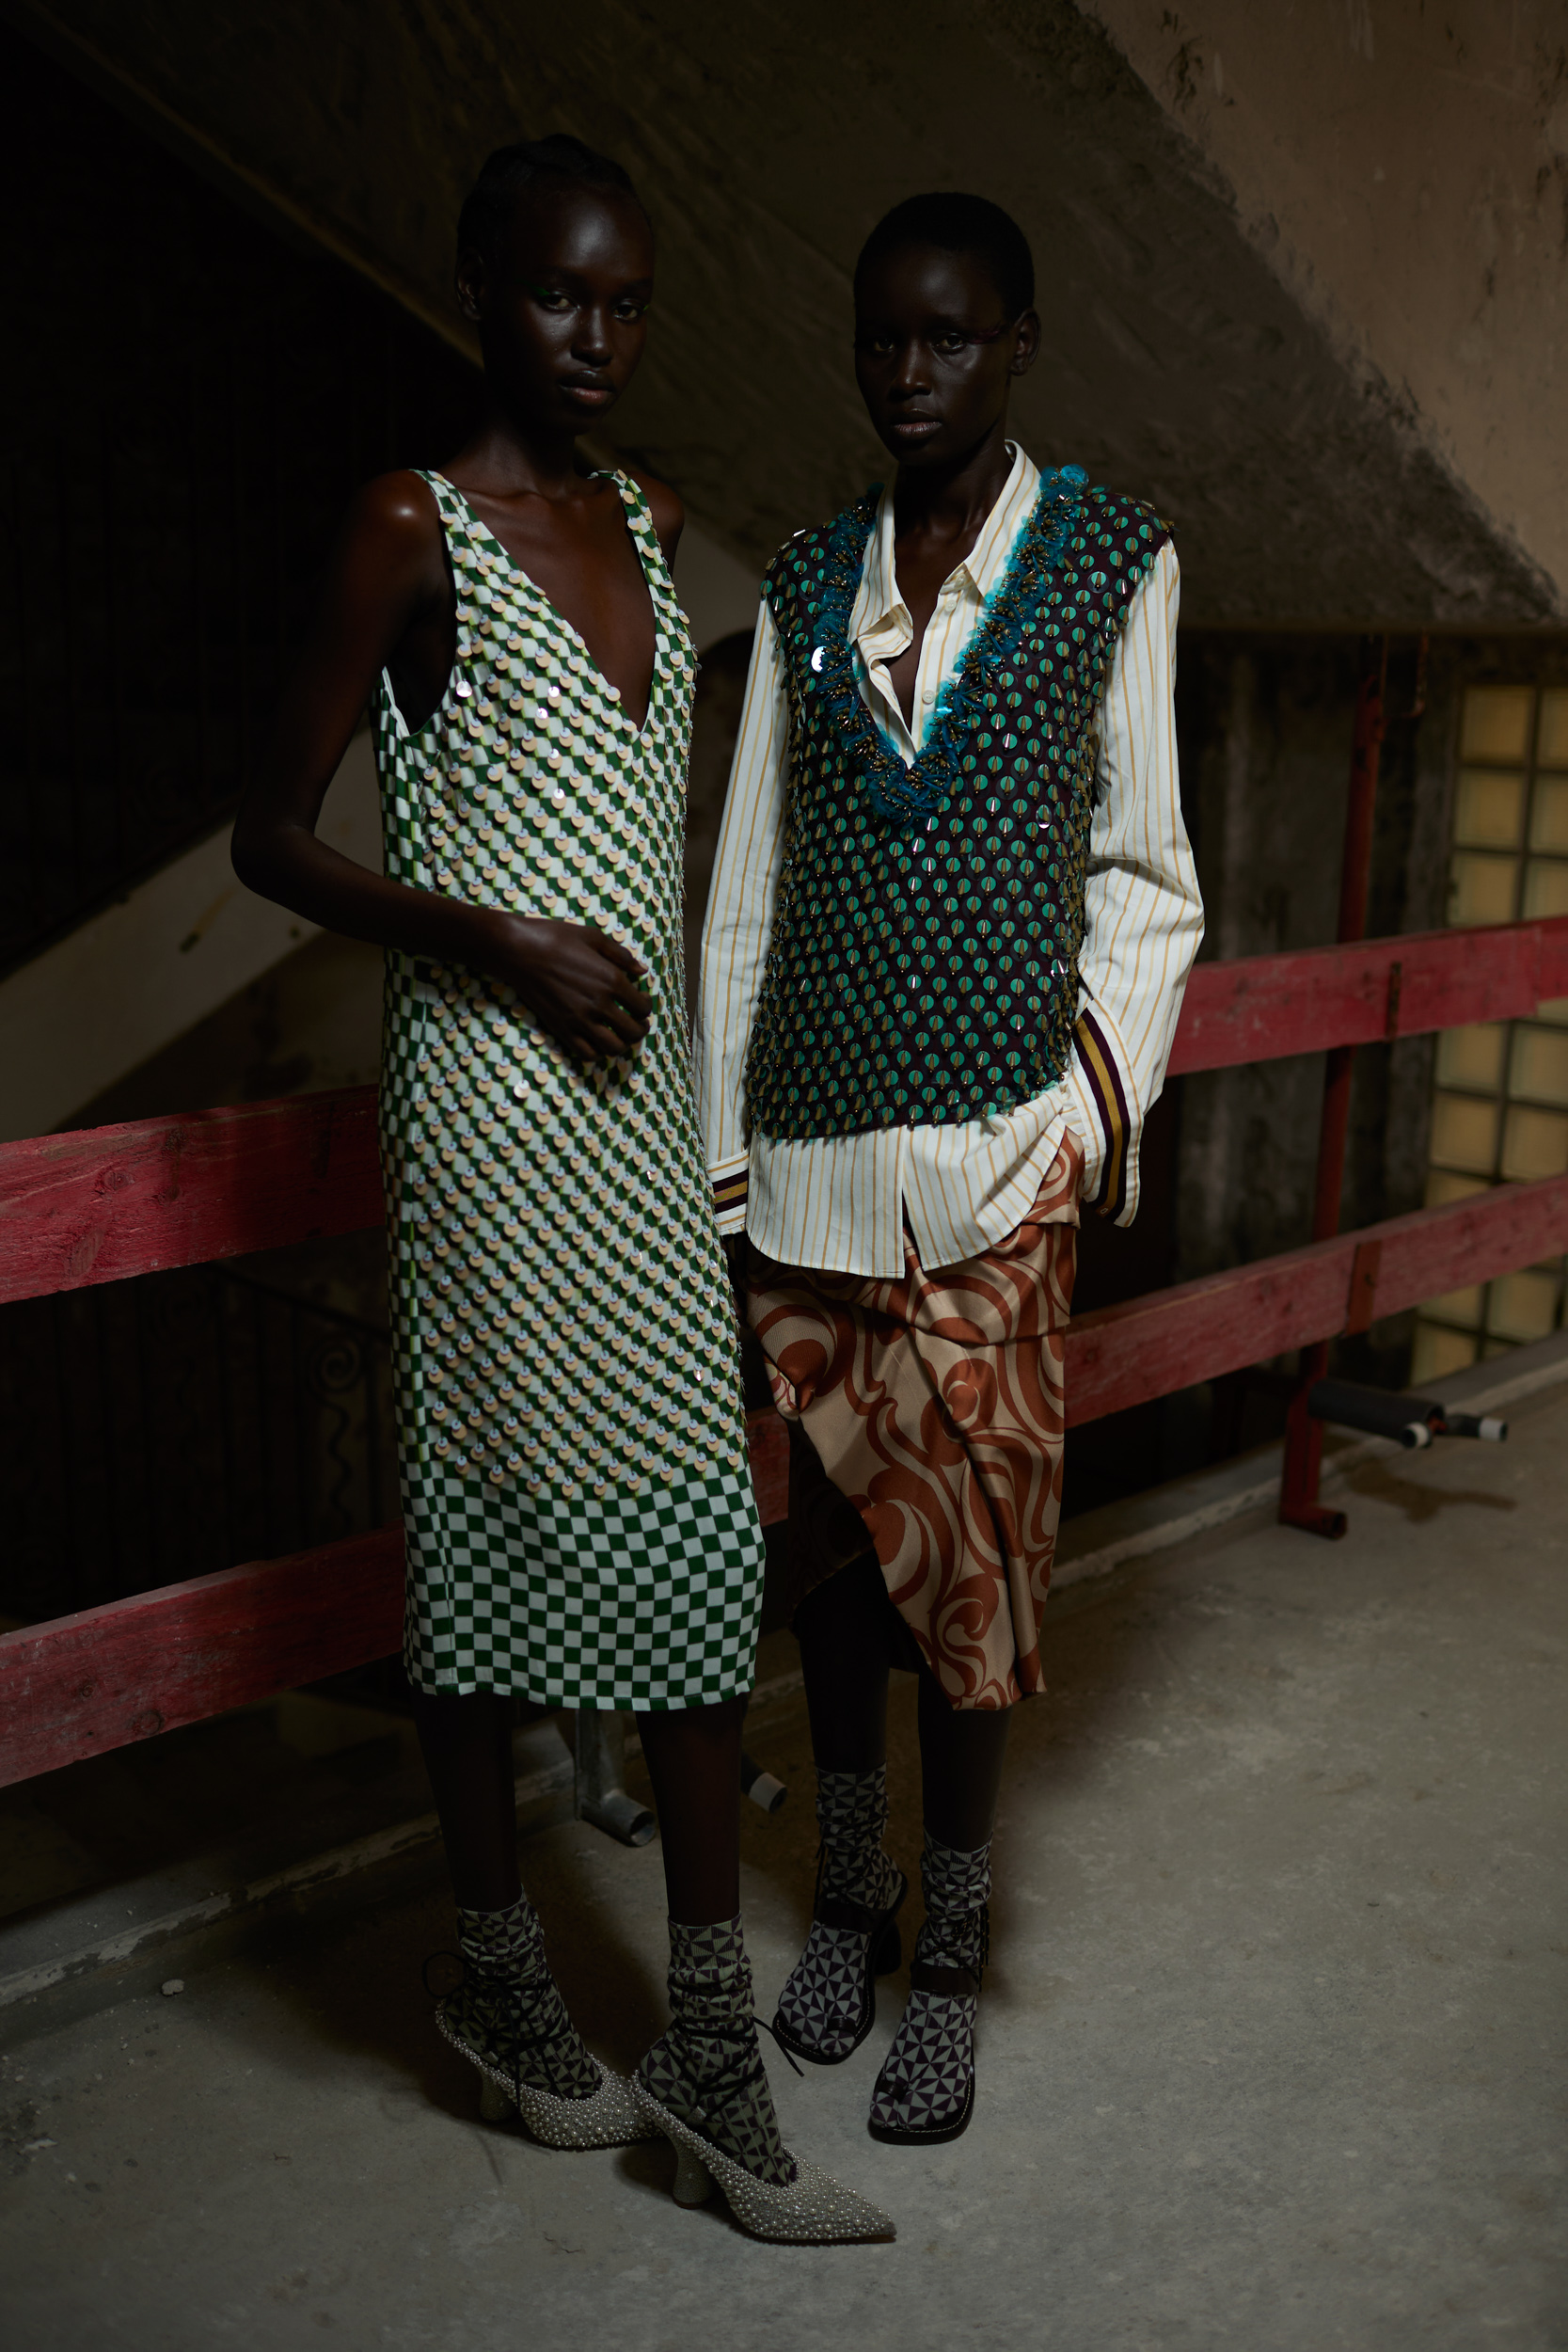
[13,0,1565,627]
[1087,2,1568,622]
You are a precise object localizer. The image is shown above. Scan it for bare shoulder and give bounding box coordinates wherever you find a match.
[348,468,445,558]
[621,461,684,556]
[322,469,450,623]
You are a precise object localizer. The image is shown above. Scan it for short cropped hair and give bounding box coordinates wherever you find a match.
[855,192,1035,320]
[457,135,644,264]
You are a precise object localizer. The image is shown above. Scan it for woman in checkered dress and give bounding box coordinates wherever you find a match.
[232,137,893,2245]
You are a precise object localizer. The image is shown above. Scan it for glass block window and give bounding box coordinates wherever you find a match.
[1411,684,1568,1382]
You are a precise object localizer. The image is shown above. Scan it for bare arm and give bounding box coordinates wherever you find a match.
[231,471,651,1062]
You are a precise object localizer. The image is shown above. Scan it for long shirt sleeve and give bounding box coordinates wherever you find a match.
[693,593,788,1232]
[1061,540,1203,1223]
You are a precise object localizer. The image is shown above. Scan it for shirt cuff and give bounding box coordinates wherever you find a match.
[1062,1071,1105,1210]
[710,1157,750,1236]
[1067,1005,1136,1220]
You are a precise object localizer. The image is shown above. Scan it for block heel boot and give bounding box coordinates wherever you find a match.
[773,1764,907,2066]
[868,1832,991,2147]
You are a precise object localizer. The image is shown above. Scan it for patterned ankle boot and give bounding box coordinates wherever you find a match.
[631,1915,895,2245]
[434,1892,652,2148]
[867,1832,990,2146]
[774,1766,908,2065]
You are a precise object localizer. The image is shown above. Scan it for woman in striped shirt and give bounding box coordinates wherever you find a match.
[697,192,1203,2146]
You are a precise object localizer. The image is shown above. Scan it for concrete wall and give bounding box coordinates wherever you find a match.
[1169,629,1568,1391]
[1173,636,1452,1282]
[1085,0,1568,608]
[10,0,1562,627]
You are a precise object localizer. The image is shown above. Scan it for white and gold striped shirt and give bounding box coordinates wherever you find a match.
[695,443,1203,1279]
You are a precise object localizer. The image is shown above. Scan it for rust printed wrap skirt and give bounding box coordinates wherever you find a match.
[747,1136,1081,1710]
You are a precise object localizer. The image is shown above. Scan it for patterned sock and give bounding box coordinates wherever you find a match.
[638,1915,798,2185]
[776,1766,905,2060]
[444,1892,600,2101]
[868,1832,991,2138]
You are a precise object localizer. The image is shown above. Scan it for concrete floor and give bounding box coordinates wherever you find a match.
[2,1390,1564,2351]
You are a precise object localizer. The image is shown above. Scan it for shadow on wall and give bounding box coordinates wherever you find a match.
[0,25,482,979]
[71,929,386,1130]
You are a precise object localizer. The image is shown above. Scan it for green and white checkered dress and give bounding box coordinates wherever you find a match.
[372,469,765,1708]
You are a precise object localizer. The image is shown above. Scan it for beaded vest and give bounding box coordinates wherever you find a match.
[744,474,1169,1141]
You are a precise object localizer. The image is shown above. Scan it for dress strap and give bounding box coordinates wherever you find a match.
[413,468,484,555]
[602,469,687,635]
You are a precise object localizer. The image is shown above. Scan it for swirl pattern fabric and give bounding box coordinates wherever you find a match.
[748,1137,1080,1710]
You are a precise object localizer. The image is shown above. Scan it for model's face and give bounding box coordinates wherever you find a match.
[854,244,1037,469]
[456,184,655,434]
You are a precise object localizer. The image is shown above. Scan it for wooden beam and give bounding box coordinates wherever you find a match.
[0,1088,382,1306]
[1066,1169,1568,1423]
[1166,914,1568,1076]
[0,1526,404,1788]
[6,918,1563,1305]
[0,1410,791,1788]
[8,1183,1563,1786]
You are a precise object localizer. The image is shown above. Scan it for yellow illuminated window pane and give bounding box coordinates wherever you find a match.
[1447,851,1519,926]
[1509,1024,1568,1106]
[1424,1167,1491,1209]
[1460,685,1533,764]
[1429,1090,1499,1173]
[1452,768,1526,848]
[1522,858,1568,920]
[1410,1323,1479,1382]
[1486,1267,1560,1343]
[1434,1023,1507,1091]
[1529,776,1568,853]
[1538,688,1568,769]
[1500,1102,1568,1180]
[1426,1283,1484,1328]
[1534,994,1568,1029]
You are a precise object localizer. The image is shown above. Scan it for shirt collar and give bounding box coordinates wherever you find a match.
[861,440,1042,632]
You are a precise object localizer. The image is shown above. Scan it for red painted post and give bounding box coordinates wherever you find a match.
[1279,646,1390,1537]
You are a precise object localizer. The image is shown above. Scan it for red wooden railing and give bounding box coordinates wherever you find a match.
[2,910,1567,1789]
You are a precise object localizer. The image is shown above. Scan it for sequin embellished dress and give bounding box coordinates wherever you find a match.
[372,469,765,1708]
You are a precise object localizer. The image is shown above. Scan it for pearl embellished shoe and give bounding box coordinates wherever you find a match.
[428,1893,657,2151]
[628,2074,896,2244]
[440,2014,655,2149]
[634,1913,895,2243]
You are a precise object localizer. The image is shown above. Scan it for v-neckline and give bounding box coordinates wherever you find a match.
[432,469,662,740]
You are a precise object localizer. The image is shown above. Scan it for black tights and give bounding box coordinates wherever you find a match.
[413,1690,744,1927]
[794,1552,1009,1853]
[411,1545,1006,1925]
